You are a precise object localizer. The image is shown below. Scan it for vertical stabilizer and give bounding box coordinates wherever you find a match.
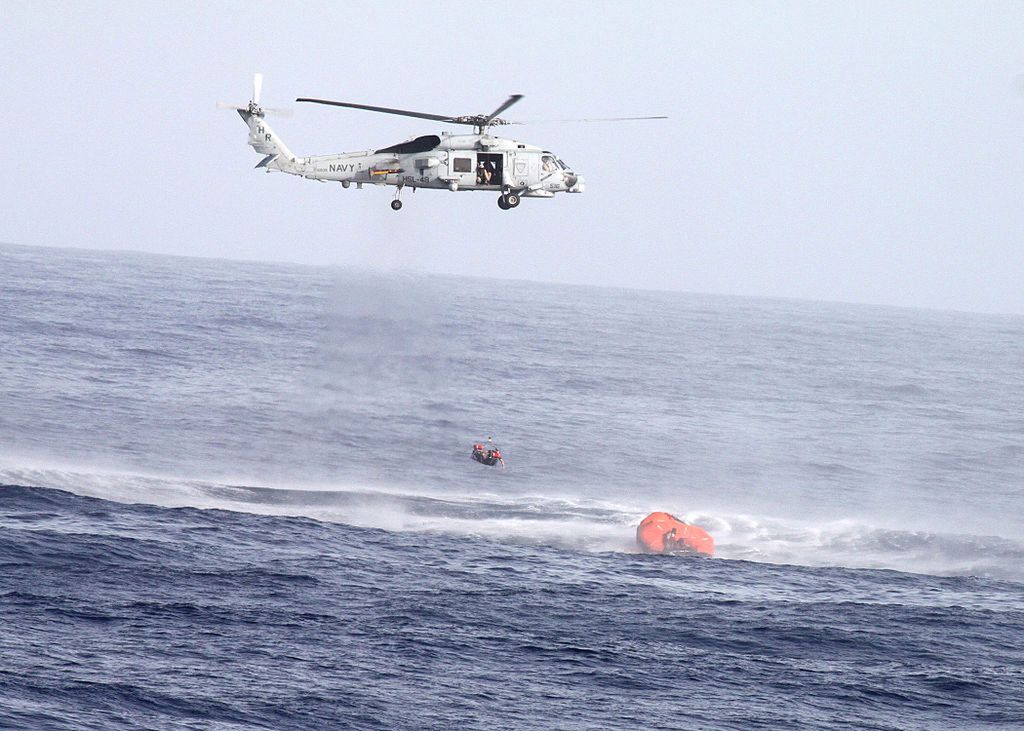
[239,110,295,162]
[219,74,298,170]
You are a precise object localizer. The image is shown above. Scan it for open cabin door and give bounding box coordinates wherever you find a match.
[474,152,504,188]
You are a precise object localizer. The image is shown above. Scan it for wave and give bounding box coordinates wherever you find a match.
[2,464,1022,583]
[702,513,1024,582]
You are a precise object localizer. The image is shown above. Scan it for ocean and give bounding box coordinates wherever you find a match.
[1,242,1022,729]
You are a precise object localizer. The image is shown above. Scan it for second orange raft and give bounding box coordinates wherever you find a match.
[636,511,714,557]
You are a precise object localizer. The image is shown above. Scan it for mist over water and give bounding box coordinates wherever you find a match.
[2,242,1021,576]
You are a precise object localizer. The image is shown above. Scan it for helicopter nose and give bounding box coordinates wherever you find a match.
[565,174,584,192]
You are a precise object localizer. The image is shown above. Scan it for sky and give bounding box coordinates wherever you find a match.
[3,0,1024,315]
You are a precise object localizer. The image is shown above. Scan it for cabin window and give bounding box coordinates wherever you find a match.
[453,157,472,172]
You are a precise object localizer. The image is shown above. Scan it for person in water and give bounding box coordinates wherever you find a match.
[485,436,505,468]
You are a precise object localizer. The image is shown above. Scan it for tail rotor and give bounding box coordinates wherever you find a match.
[253,72,263,106]
[217,73,292,117]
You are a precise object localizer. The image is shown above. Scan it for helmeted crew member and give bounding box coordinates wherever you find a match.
[486,436,506,469]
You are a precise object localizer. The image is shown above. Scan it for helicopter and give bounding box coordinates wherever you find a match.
[220,74,665,211]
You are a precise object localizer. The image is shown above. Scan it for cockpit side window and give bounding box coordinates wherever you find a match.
[541,154,557,173]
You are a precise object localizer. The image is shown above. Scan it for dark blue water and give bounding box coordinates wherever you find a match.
[1,243,1022,729]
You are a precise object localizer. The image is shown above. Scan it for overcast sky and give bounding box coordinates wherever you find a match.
[3,1,1024,314]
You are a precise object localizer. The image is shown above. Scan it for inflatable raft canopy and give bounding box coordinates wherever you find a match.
[636,511,714,557]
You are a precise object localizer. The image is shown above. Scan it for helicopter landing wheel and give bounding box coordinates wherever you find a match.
[506,193,521,208]
[391,199,403,211]
[497,196,510,210]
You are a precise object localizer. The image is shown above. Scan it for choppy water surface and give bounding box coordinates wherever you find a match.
[1,243,1022,729]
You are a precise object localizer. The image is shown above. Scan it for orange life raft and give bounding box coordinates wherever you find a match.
[636,511,714,557]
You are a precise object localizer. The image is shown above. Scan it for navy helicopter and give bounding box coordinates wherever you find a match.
[220,74,665,211]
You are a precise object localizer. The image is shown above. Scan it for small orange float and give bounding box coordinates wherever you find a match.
[636,511,714,557]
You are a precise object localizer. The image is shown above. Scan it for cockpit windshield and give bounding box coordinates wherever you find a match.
[541,153,573,173]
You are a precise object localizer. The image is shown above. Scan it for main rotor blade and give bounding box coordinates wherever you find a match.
[483,94,524,125]
[296,98,456,123]
[509,115,668,124]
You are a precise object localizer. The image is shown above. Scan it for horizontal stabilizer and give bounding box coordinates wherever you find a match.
[255,154,278,169]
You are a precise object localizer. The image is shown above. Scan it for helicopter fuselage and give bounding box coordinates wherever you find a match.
[268,130,584,198]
